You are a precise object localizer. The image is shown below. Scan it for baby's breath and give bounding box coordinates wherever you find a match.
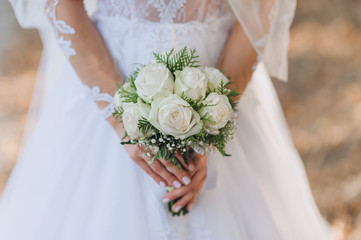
[115,47,240,188]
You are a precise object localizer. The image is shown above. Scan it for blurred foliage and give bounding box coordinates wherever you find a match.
[274,0,361,239]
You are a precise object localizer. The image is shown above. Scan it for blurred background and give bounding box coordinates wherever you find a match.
[0,0,360,239]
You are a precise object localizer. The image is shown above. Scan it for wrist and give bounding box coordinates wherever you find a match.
[107,116,125,138]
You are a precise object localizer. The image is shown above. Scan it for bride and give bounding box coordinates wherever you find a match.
[1,0,334,239]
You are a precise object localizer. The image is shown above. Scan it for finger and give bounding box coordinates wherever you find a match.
[146,158,182,189]
[159,158,191,186]
[132,156,167,188]
[175,151,195,172]
[171,193,194,213]
[186,194,198,211]
[162,168,206,202]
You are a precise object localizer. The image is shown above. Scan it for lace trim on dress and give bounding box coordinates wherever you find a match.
[45,1,116,119]
[148,0,187,23]
[96,0,225,23]
[45,0,77,58]
[84,86,115,119]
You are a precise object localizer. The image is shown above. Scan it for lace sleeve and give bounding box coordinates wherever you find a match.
[44,0,124,119]
[45,0,76,58]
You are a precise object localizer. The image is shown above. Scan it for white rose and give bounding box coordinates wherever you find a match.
[175,67,207,100]
[122,99,151,139]
[113,82,132,108]
[148,94,202,139]
[199,92,233,135]
[134,63,174,103]
[204,67,229,91]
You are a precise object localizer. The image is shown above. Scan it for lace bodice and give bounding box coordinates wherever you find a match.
[44,0,231,120]
[96,0,227,23]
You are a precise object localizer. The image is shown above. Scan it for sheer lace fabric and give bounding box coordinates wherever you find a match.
[40,0,230,119]
[43,0,124,119]
[43,0,230,60]
[9,0,296,82]
[9,0,296,122]
[97,0,226,23]
[45,0,77,58]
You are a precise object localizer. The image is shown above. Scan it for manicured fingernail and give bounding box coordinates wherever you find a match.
[182,176,191,185]
[188,203,194,211]
[162,198,170,203]
[173,180,181,189]
[189,164,195,171]
[159,182,166,188]
[173,206,181,212]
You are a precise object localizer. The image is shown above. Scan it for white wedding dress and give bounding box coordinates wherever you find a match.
[0,0,334,239]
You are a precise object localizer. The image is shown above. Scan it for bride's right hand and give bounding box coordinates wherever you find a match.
[123,144,194,189]
[161,151,207,212]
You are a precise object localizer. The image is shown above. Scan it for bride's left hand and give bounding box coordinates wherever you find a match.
[162,152,207,212]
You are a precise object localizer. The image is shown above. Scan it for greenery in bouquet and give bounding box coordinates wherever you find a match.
[112,46,239,216]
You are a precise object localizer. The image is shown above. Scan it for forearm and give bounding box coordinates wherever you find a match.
[46,0,126,134]
[217,21,257,100]
[46,0,124,109]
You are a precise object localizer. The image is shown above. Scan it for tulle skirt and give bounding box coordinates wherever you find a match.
[0,14,334,240]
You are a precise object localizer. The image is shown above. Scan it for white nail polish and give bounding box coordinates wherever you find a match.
[159,182,166,188]
[182,176,191,185]
[174,206,181,213]
[189,164,195,171]
[162,198,170,203]
[188,203,193,211]
[173,181,181,189]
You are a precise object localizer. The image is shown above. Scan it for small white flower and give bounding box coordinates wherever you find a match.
[193,146,205,155]
[151,139,156,144]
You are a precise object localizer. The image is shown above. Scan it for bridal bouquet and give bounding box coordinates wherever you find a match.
[113,47,239,215]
